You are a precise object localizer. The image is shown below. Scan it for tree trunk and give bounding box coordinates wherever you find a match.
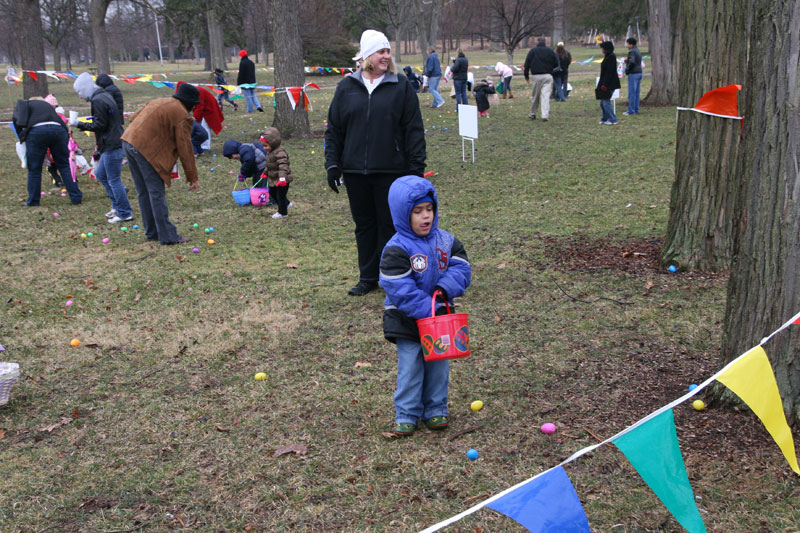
[719,0,800,424]
[660,0,748,271]
[168,40,176,63]
[90,0,111,73]
[206,8,226,71]
[268,0,310,138]
[552,0,565,45]
[645,0,679,104]
[53,47,62,72]
[414,0,440,57]
[16,0,49,98]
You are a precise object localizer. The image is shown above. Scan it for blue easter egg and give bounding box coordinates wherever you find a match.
[467,449,479,461]
[668,265,677,273]
[210,168,215,172]
[133,225,139,229]
[209,227,214,232]
[212,154,217,157]
[689,384,698,391]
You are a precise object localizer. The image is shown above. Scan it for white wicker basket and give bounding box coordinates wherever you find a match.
[0,362,20,405]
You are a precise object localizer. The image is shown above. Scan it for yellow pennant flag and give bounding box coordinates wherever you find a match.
[716,346,799,474]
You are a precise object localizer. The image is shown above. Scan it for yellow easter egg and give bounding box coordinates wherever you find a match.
[692,400,706,411]
[254,372,267,381]
[80,233,87,238]
[470,400,484,411]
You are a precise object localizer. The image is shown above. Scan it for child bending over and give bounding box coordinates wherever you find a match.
[379,175,471,437]
[223,139,267,190]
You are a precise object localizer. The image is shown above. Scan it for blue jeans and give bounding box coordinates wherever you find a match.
[627,72,642,113]
[454,79,468,106]
[394,338,449,425]
[553,73,566,101]
[242,88,261,113]
[25,124,82,205]
[428,76,444,107]
[600,99,618,123]
[217,90,236,108]
[95,147,132,218]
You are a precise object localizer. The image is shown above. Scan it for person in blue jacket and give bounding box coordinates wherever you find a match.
[223,139,267,189]
[379,175,471,437]
[424,48,444,108]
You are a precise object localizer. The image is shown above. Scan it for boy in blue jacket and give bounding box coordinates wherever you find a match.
[223,139,268,190]
[379,175,471,437]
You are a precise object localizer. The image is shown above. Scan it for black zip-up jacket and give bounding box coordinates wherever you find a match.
[451,56,468,81]
[96,74,124,115]
[77,88,123,153]
[598,53,621,92]
[325,70,426,176]
[524,43,559,79]
[12,99,68,142]
[626,46,643,75]
[237,57,256,85]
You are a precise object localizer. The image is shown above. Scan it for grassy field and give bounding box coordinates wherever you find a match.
[1,48,798,532]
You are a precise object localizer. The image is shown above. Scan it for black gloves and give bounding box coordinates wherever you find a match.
[327,167,342,193]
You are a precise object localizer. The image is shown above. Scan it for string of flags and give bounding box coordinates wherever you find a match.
[421,311,800,533]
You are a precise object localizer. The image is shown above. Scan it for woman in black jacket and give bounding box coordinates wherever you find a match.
[597,41,621,125]
[451,49,469,108]
[325,29,426,296]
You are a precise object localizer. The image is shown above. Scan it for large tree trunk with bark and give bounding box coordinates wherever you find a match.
[660,0,749,271]
[645,0,679,104]
[206,8,226,71]
[551,0,565,46]
[269,0,310,138]
[90,0,111,73]
[414,0,440,58]
[16,0,49,98]
[719,0,800,424]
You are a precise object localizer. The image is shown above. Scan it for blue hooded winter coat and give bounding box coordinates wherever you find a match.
[223,140,267,184]
[379,176,471,343]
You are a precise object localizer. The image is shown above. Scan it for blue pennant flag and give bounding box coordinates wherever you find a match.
[487,466,590,532]
[163,81,175,89]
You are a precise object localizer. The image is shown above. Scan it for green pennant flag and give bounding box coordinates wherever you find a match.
[613,409,706,533]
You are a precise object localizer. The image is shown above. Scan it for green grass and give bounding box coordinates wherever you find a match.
[0,52,798,532]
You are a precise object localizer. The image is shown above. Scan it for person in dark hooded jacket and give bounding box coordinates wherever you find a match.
[73,72,132,223]
[379,175,471,436]
[96,74,124,115]
[223,139,267,188]
[402,66,421,92]
[472,78,496,116]
[597,41,621,125]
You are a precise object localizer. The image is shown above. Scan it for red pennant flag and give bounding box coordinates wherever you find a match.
[678,84,742,119]
[793,316,800,324]
[286,87,303,110]
[28,71,38,81]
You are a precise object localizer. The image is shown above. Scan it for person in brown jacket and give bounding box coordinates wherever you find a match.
[121,84,200,244]
[259,127,294,219]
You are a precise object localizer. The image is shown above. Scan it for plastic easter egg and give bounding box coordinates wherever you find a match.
[205,228,210,233]
[192,247,200,253]
[212,153,217,157]
[133,225,139,229]
[466,449,479,460]
[668,265,677,273]
[193,223,199,228]
[120,227,128,231]
[693,400,706,411]
[541,423,557,434]
[254,372,267,381]
[70,338,80,347]
[53,212,59,217]
[689,384,698,391]
[102,237,110,243]
[470,400,483,412]
[61,193,67,197]
[87,232,93,237]
[61,188,66,193]
[210,168,215,172]
[209,227,214,232]
[207,239,215,245]
[80,233,87,238]
[65,300,73,306]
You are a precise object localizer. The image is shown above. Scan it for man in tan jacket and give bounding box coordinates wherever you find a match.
[121,83,200,245]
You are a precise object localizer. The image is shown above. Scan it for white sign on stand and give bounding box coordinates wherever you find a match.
[458,104,478,163]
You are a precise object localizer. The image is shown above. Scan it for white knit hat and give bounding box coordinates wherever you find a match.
[353,30,391,61]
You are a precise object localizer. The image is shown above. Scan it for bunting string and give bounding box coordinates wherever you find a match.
[421,310,800,532]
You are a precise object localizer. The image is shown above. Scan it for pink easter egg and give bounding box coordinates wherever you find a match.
[541,423,557,434]
[65,300,73,306]
[61,193,67,197]
[102,237,110,243]
[53,212,59,217]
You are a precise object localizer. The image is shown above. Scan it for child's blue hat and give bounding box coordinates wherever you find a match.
[414,194,434,208]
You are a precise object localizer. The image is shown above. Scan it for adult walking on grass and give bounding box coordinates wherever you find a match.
[120,83,200,245]
[523,37,559,121]
[13,97,83,206]
[237,50,263,113]
[597,41,621,125]
[451,49,469,109]
[325,29,426,296]
[554,42,572,101]
[72,72,131,224]
[425,48,444,108]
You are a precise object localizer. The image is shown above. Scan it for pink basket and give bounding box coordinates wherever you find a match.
[416,290,470,362]
[250,188,270,206]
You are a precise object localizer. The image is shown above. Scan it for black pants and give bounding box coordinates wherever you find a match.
[344,173,399,282]
[274,184,290,215]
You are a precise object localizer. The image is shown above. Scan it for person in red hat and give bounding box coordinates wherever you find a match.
[236,50,263,113]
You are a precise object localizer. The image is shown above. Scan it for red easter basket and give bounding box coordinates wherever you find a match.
[416,290,470,362]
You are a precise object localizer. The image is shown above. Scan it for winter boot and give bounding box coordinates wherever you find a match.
[508,89,514,99]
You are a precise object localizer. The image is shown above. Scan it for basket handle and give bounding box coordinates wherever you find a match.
[233,176,249,191]
[430,289,452,317]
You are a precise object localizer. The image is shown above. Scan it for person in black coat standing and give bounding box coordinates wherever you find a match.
[96,74,124,115]
[451,48,469,108]
[325,30,426,296]
[597,41,621,125]
[236,50,263,113]
[523,37,559,121]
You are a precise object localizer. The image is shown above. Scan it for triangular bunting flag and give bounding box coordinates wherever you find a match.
[716,346,800,474]
[487,467,590,532]
[678,84,742,119]
[28,71,38,81]
[793,317,800,325]
[613,409,706,533]
[286,87,303,111]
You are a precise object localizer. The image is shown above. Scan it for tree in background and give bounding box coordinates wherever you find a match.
[644,0,679,104]
[14,0,49,97]
[720,0,800,424]
[478,0,553,64]
[269,0,311,138]
[40,0,80,72]
[90,0,112,72]
[660,0,747,271]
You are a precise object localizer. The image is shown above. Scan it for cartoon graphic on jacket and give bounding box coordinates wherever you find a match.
[379,175,471,343]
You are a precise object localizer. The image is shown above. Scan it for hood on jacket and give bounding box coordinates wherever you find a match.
[600,41,614,53]
[96,74,115,89]
[388,175,438,239]
[73,72,100,101]
[260,127,282,150]
[223,139,242,157]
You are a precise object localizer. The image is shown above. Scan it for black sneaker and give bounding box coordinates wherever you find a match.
[257,107,264,112]
[348,280,378,296]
